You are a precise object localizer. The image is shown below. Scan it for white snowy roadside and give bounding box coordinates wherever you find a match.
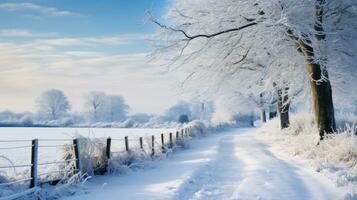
[65,128,345,200]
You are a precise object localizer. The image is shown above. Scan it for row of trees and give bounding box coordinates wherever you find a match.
[151,0,357,139]
[0,89,218,126]
[37,89,129,123]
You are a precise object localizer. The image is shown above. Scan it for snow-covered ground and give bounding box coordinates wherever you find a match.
[64,128,346,200]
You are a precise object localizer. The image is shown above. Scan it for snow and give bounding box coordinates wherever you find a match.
[257,114,357,199]
[0,127,175,193]
[64,128,346,200]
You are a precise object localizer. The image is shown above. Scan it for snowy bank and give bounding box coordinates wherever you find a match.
[0,121,219,199]
[257,114,357,199]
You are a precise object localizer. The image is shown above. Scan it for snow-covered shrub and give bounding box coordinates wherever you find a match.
[36,172,90,200]
[186,120,208,137]
[107,150,153,174]
[0,174,25,198]
[336,112,357,130]
[61,137,106,176]
[107,132,193,174]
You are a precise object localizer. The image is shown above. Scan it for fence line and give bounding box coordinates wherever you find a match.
[37,169,77,177]
[0,140,33,143]
[38,144,73,148]
[38,139,73,142]
[0,145,33,150]
[0,164,33,169]
[0,127,192,198]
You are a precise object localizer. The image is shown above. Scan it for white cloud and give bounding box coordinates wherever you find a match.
[0,29,57,38]
[0,3,73,17]
[64,51,104,57]
[36,34,151,46]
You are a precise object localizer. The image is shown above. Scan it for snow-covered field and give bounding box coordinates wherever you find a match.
[0,127,176,184]
[63,128,347,200]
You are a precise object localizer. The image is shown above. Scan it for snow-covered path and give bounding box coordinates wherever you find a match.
[66,128,344,200]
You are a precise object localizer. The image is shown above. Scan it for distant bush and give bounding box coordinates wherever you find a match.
[178,114,189,123]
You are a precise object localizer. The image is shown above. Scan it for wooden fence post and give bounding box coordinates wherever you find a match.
[151,135,155,156]
[169,132,173,148]
[30,139,38,188]
[139,137,143,149]
[176,131,179,143]
[161,133,165,153]
[105,137,111,173]
[125,136,129,152]
[106,137,111,160]
[73,138,81,173]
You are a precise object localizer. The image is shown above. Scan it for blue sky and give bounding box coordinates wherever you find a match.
[0,0,167,52]
[0,0,183,114]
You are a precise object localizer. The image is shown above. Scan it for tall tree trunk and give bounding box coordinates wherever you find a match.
[261,109,266,123]
[307,63,336,139]
[269,105,277,119]
[259,93,266,123]
[250,112,255,127]
[276,85,290,129]
[297,37,336,139]
[286,0,336,139]
[312,0,336,138]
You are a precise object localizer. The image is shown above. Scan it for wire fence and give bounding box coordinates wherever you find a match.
[0,127,192,195]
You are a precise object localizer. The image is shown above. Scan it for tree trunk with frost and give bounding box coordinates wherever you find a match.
[307,62,336,139]
[312,0,336,138]
[260,93,266,123]
[295,37,336,139]
[261,109,266,123]
[250,112,255,127]
[287,0,336,139]
[276,84,290,129]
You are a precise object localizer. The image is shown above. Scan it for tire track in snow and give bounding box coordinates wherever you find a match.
[172,135,244,200]
[172,130,342,200]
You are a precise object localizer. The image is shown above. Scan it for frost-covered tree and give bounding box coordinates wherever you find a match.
[151,0,357,139]
[37,89,70,120]
[84,92,129,123]
[84,91,106,122]
[103,95,129,122]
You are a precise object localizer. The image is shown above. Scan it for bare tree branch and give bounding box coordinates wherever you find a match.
[149,13,258,40]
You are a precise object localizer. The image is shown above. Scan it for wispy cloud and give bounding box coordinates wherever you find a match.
[36,34,151,46]
[0,29,57,38]
[0,3,74,17]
